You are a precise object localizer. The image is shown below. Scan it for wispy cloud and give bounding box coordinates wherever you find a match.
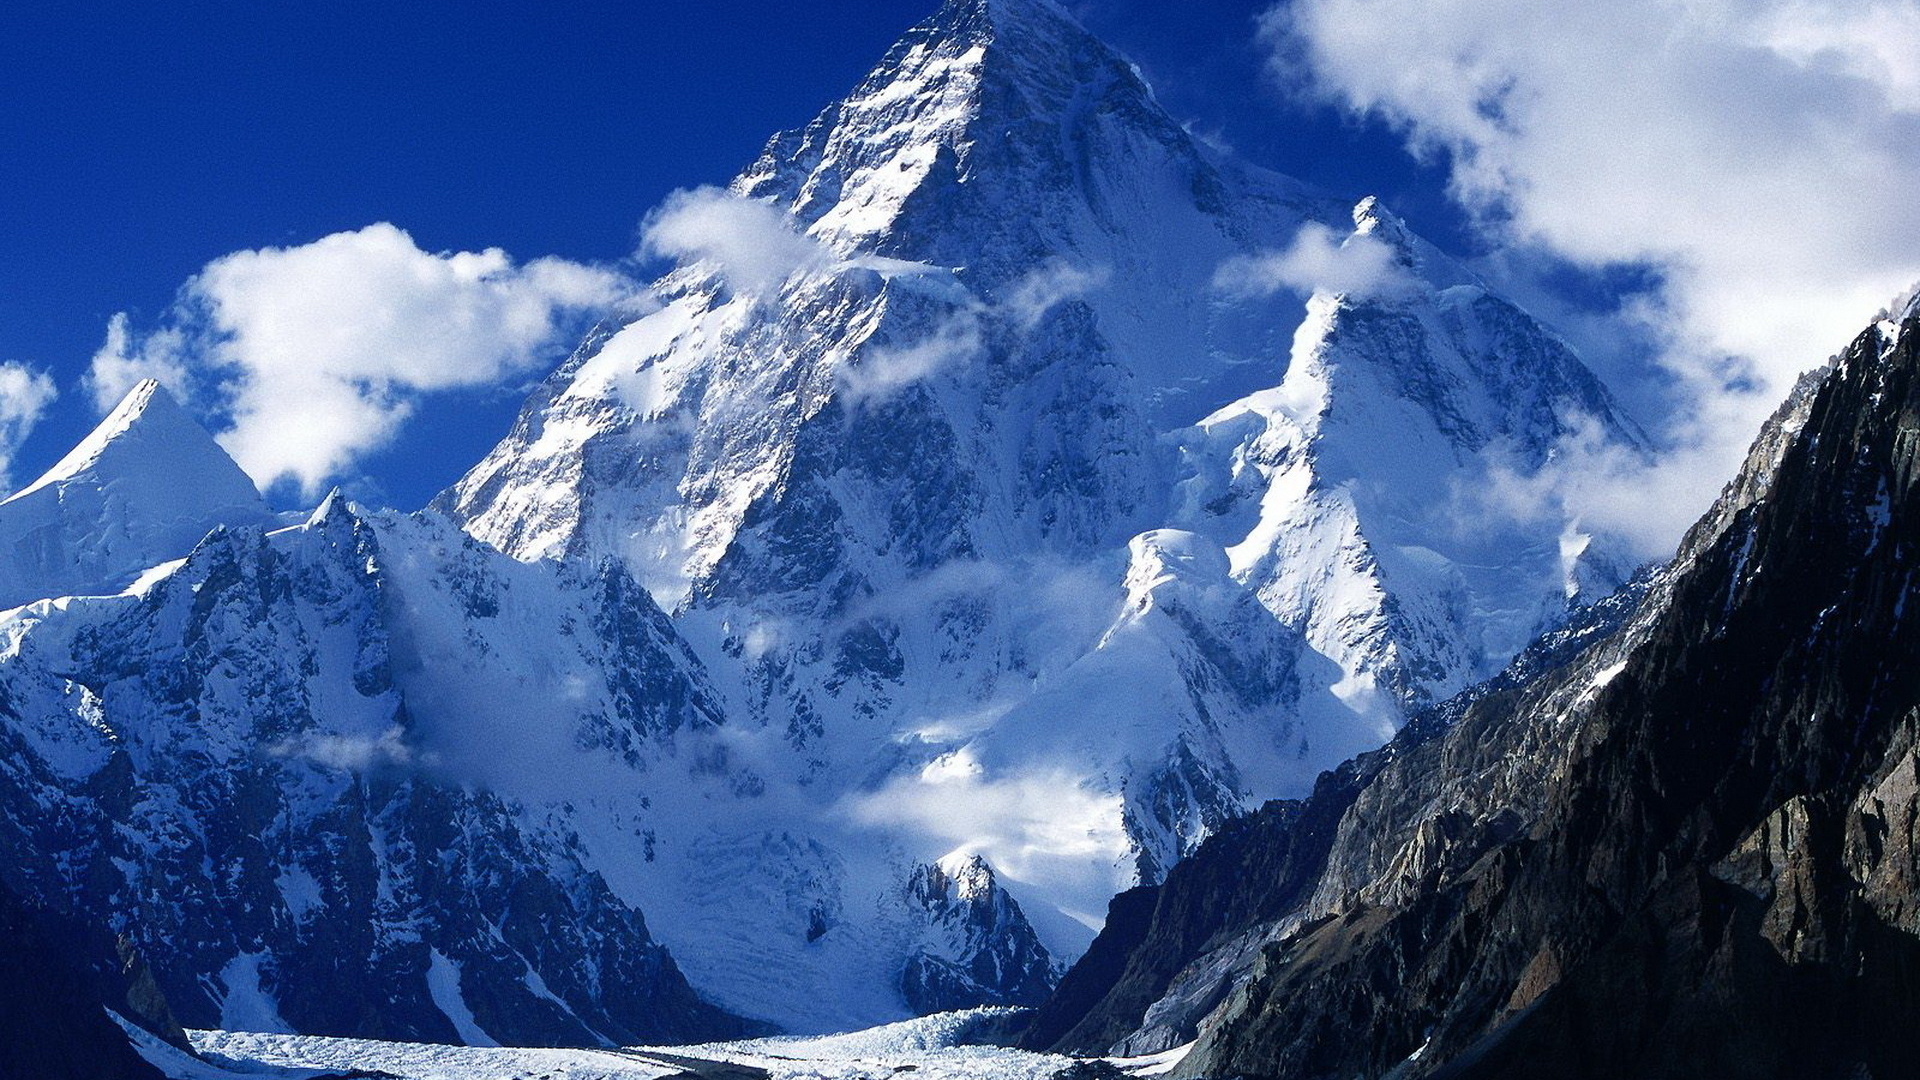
[640,186,830,299]
[836,259,1110,404]
[840,751,1129,891]
[0,362,57,492]
[837,312,984,404]
[267,725,421,772]
[88,224,636,498]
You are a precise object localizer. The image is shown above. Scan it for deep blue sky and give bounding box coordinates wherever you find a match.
[0,0,1458,509]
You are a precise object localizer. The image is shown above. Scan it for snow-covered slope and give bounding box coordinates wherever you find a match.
[0,495,752,1047]
[0,405,1060,1041]
[0,379,270,610]
[435,0,1644,1020]
[1175,199,1642,727]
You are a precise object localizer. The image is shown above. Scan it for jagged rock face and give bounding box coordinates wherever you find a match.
[0,379,271,611]
[440,0,1640,979]
[0,502,748,1047]
[898,855,1057,1014]
[1032,307,1920,1079]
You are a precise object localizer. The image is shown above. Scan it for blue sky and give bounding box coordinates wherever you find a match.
[4,0,1916,538]
[0,0,1455,509]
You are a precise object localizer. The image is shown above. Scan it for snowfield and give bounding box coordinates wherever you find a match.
[179,1010,1171,1080]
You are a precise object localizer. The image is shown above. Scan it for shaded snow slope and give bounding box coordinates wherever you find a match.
[0,498,749,1047]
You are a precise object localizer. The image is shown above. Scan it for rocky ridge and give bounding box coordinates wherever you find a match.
[1027,301,1920,1079]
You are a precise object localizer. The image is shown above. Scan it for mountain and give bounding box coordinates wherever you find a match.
[440,0,1640,954]
[0,398,1057,1040]
[1024,295,1920,1078]
[0,0,1653,1043]
[0,379,271,611]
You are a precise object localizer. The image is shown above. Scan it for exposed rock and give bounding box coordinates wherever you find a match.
[0,878,164,1079]
[1067,309,1920,1079]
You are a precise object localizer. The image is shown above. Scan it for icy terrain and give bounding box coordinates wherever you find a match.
[0,379,271,610]
[182,1011,1172,1080]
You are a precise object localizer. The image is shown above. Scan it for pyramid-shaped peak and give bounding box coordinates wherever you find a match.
[737,0,1221,255]
[8,379,213,502]
[931,0,1079,34]
[0,379,271,608]
[1352,196,1412,246]
[304,487,359,529]
[920,0,1141,83]
[4,378,263,510]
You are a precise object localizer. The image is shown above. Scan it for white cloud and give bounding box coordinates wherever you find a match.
[0,362,57,492]
[836,259,1110,404]
[841,751,1130,913]
[266,725,420,772]
[999,258,1110,329]
[1265,0,1920,549]
[87,314,190,413]
[1456,412,1717,561]
[90,224,635,496]
[641,186,830,298]
[1213,222,1407,300]
[838,312,985,404]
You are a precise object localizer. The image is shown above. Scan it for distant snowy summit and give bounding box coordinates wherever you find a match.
[0,379,270,610]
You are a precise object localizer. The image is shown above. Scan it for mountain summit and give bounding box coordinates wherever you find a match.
[437,0,1644,1029]
[0,380,269,609]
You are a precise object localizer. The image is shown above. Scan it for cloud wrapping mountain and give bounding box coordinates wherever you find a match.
[88,224,636,497]
[1266,0,1920,553]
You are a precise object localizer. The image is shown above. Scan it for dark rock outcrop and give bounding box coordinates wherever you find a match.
[0,879,165,1080]
[899,855,1057,1013]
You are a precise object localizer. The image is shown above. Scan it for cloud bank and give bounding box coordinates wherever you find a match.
[91,224,635,497]
[1265,0,1920,550]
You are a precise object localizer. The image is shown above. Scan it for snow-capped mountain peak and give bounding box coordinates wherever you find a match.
[0,378,270,610]
[6,379,256,507]
[430,0,1643,1034]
